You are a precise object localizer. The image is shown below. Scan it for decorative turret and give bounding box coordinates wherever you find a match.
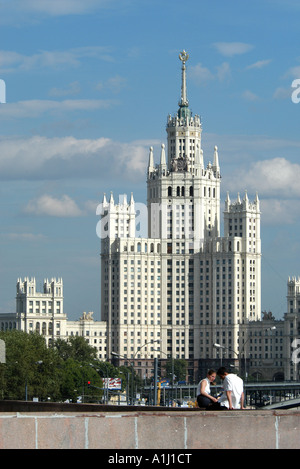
[225,191,231,211]
[129,192,135,215]
[212,145,220,175]
[148,146,154,176]
[160,143,166,166]
[158,143,167,176]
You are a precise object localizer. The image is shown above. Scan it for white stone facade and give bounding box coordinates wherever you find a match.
[15,277,65,342]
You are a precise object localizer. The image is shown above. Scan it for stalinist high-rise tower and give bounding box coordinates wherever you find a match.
[98,51,261,381]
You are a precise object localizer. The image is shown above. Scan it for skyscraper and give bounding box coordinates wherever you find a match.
[98,51,261,381]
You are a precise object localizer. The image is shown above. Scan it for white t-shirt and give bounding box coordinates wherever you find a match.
[219,374,244,409]
[196,377,211,396]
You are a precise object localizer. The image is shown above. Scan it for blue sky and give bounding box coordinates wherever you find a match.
[0,0,300,320]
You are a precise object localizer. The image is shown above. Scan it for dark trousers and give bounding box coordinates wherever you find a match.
[197,396,228,410]
[206,402,228,411]
[197,395,213,408]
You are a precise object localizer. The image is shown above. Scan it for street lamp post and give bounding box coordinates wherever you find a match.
[213,343,240,371]
[133,339,161,359]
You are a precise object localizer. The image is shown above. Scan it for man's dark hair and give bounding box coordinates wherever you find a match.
[217,367,228,376]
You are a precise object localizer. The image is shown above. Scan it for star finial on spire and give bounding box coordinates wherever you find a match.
[179,50,189,65]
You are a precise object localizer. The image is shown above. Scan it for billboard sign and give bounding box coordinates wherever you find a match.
[160,379,170,388]
[102,378,122,390]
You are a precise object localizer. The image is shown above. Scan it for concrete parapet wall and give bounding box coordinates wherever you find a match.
[0,402,299,449]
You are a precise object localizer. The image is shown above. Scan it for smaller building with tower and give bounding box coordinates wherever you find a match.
[1,277,108,360]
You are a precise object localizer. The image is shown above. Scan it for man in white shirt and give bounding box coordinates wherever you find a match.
[217,367,245,410]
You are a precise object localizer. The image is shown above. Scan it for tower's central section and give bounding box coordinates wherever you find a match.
[147,50,221,245]
[167,50,202,172]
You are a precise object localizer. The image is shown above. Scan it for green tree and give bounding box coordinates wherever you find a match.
[0,330,60,400]
[165,358,187,383]
[0,330,134,403]
[57,358,103,403]
[54,336,98,362]
[54,337,104,402]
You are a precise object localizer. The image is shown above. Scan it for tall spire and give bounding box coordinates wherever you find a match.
[179,50,189,107]
[178,50,191,120]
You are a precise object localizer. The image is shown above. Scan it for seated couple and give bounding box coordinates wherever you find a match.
[196,367,245,410]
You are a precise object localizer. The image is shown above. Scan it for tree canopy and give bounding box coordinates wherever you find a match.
[0,330,128,402]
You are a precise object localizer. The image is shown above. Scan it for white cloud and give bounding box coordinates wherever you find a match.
[0,135,152,182]
[273,87,292,100]
[96,75,127,94]
[242,90,260,101]
[246,59,272,70]
[0,0,113,23]
[260,199,300,225]
[24,194,83,217]
[225,157,300,198]
[213,42,253,57]
[0,99,117,119]
[190,62,231,85]
[0,47,113,73]
[284,65,300,79]
[205,132,300,169]
[216,62,231,82]
[222,156,300,226]
[49,81,81,97]
[3,232,46,241]
[189,63,214,85]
